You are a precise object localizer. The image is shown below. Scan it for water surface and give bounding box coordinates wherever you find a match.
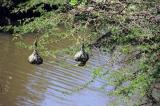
[0,33,115,106]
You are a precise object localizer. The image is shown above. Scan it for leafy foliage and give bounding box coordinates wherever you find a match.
[1,0,160,105]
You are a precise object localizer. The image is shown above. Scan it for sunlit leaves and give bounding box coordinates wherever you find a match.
[92,67,103,78]
[1,0,160,105]
[69,0,78,6]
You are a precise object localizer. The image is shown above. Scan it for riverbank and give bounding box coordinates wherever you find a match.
[0,0,160,105]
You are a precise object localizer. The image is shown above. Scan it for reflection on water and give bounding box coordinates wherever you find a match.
[0,33,115,106]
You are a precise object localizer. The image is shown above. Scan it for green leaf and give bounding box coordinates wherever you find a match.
[69,0,78,6]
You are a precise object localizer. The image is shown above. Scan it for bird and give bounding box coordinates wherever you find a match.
[28,39,43,65]
[74,43,89,66]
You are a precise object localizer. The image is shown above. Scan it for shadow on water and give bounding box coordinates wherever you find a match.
[0,33,117,106]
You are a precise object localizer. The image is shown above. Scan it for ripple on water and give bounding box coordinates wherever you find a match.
[0,34,116,106]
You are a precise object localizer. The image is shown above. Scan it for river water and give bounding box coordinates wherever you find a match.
[0,33,116,106]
